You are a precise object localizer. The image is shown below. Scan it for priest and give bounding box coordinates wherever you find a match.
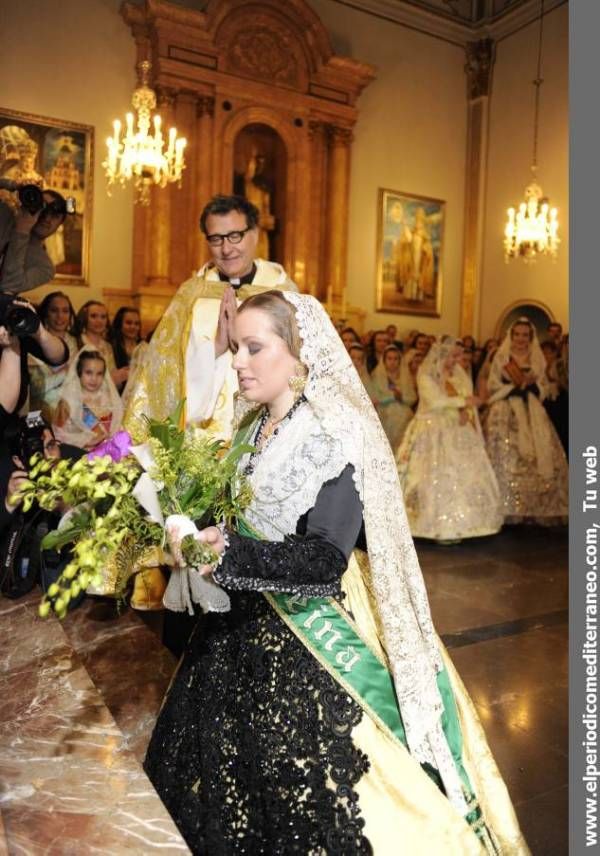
[123,194,297,439]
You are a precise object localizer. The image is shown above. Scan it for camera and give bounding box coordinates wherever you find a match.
[10,411,48,467]
[17,184,76,217]
[0,293,40,337]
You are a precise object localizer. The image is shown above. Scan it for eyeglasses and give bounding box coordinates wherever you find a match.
[205,227,251,247]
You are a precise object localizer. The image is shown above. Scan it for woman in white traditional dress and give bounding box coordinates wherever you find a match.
[28,291,78,423]
[370,345,416,450]
[144,293,528,855]
[485,317,568,524]
[397,337,502,542]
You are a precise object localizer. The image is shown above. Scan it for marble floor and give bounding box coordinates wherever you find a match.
[419,525,568,856]
[0,526,567,855]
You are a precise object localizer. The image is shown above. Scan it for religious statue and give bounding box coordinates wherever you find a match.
[0,125,44,187]
[243,151,275,260]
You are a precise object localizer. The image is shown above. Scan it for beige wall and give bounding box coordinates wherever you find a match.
[1,0,567,340]
[308,0,468,338]
[480,2,568,339]
[0,0,136,312]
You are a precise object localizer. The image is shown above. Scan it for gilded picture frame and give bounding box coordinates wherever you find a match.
[376,187,445,317]
[0,107,94,286]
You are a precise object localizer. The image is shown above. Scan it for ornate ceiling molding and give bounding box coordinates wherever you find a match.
[330,0,566,46]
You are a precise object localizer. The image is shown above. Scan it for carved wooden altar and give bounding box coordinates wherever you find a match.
[108,0,375,330]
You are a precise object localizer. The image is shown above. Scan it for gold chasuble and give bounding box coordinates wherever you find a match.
[123,259,297,440]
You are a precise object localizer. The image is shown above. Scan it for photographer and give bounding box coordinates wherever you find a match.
[0,180,72,293]
[0,296,68,432]
[0,415,84,599]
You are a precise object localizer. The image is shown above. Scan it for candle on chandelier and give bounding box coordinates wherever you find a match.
[175,137,186,169]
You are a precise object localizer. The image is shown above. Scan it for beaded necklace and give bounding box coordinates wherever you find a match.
[243,395,307,476]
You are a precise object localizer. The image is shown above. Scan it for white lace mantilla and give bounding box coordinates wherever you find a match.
[242,405,348,542]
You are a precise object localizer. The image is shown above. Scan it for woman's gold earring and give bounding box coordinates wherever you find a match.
[288,363,307,399]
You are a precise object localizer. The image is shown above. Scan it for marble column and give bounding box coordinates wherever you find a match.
[324,125,353,313]
[460,38,495,337]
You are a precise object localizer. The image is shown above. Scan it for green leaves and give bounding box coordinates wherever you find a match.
[31,400,254,620]
[144,399,186,453]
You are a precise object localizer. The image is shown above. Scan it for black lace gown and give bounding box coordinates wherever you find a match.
[143,466,374,855]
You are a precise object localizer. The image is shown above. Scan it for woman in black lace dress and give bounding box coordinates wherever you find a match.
[144,292,528,855]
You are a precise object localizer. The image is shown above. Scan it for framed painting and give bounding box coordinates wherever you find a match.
[376,187,445,317]
[0,107,93,285]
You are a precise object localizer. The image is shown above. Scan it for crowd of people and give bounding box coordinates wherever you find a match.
[0,292,146,450]
[339,319,569,541]
[0,191,548,853]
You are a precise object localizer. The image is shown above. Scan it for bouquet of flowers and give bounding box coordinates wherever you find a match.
[13,402,253,619]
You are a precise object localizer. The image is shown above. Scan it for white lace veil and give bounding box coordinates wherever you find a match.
[279,293,461,781]
[54,345,123,449]
[371,344,401,386]
[417,336,458,386]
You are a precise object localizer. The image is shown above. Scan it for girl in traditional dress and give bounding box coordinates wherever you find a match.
[144,292,528,855]
[74,301,129,390]
[53,347,122,450]
[399,346,424,410]
[108,306,143,394]
[396,337,502,542]
[340,326,361,350]
[348,342,373,396]
[28,291,77,423]
[485,317,568,524]
[370,345,415,450]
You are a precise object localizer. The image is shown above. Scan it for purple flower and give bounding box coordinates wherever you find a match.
[87,430,133,462]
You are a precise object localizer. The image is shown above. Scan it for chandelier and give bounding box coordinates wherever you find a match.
[503,0,559,262]
[103,60,187,206]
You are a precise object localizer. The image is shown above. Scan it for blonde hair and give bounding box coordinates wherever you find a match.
[237,290,302,359]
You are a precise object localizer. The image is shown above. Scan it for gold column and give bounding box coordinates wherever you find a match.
[460,38,495,337]
[324,125,352,312]
[307,120,328,298]
[169,90,198,285]
[192,96,215,271]
[146,88,175,290]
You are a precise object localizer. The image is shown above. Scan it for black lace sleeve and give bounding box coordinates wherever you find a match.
[212,533,347,597]
[213,464,363,597]
[507,382,540,400]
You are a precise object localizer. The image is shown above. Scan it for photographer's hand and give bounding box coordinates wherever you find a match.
[5,459,28,513]
[14,207,41,235]
[0,325,19,349]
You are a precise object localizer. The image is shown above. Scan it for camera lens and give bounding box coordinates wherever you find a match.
[5,305,40,338]
[17,184,45,215]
